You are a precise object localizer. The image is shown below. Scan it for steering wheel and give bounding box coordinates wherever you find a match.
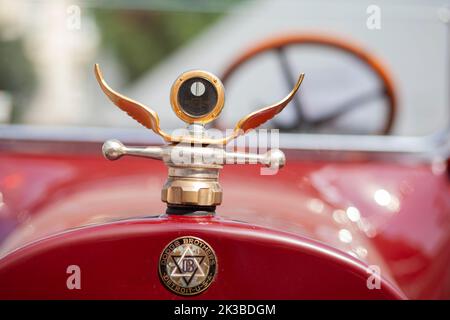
[221,34,397,135]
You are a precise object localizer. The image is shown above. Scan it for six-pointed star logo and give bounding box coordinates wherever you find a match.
[170,247,206,286]
[159,236,217,296]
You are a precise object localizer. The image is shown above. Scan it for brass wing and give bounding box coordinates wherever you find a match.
[95,64,304,145]
[94,64,173,142]
[224,73,304,143]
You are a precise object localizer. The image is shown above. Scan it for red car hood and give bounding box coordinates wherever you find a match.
[0,145,449,298]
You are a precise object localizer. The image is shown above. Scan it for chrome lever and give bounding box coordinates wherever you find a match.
[102,139,285,169]
[223,149,286,169]
[102,139,164,161]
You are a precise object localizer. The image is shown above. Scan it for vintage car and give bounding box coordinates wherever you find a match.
[0,57,449,299]
[0,6,449,298]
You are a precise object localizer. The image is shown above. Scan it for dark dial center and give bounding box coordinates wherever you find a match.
[177,77,218,117]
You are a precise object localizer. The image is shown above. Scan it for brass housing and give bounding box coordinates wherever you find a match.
[170,70,225,124]
[161,167,222,207]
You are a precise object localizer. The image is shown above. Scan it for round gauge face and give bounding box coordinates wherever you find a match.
[170,70,225,124]
[177,77,218,118]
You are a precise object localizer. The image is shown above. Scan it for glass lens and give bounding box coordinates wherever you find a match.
[177,77,218,117]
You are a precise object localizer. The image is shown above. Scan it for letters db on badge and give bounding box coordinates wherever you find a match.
[158,236,217,296]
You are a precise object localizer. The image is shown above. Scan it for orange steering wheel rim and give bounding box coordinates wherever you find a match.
[221,33,397,135]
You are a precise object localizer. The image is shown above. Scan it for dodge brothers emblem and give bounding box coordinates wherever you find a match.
[159,236,217,296]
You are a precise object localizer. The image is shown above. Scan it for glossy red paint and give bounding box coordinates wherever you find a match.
[0,216,404,299]
[0,145,449,299]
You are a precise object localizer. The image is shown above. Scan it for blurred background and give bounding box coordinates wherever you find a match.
[0,0,448,136]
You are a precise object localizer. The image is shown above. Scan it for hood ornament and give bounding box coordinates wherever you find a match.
[95,64,304,214]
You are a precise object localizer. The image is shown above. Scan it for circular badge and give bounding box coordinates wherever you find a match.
[159,236,217,296]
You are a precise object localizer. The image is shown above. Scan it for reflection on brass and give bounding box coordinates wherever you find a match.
[159,236,217,296]
[161,167,222,206]
[95,64,304,145]
[94,64,173,143]
[227,73,304,142]
[170,70,225,124]
[96,64,303,208]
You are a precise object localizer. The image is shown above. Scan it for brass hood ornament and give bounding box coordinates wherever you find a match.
[95,64,304,213]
